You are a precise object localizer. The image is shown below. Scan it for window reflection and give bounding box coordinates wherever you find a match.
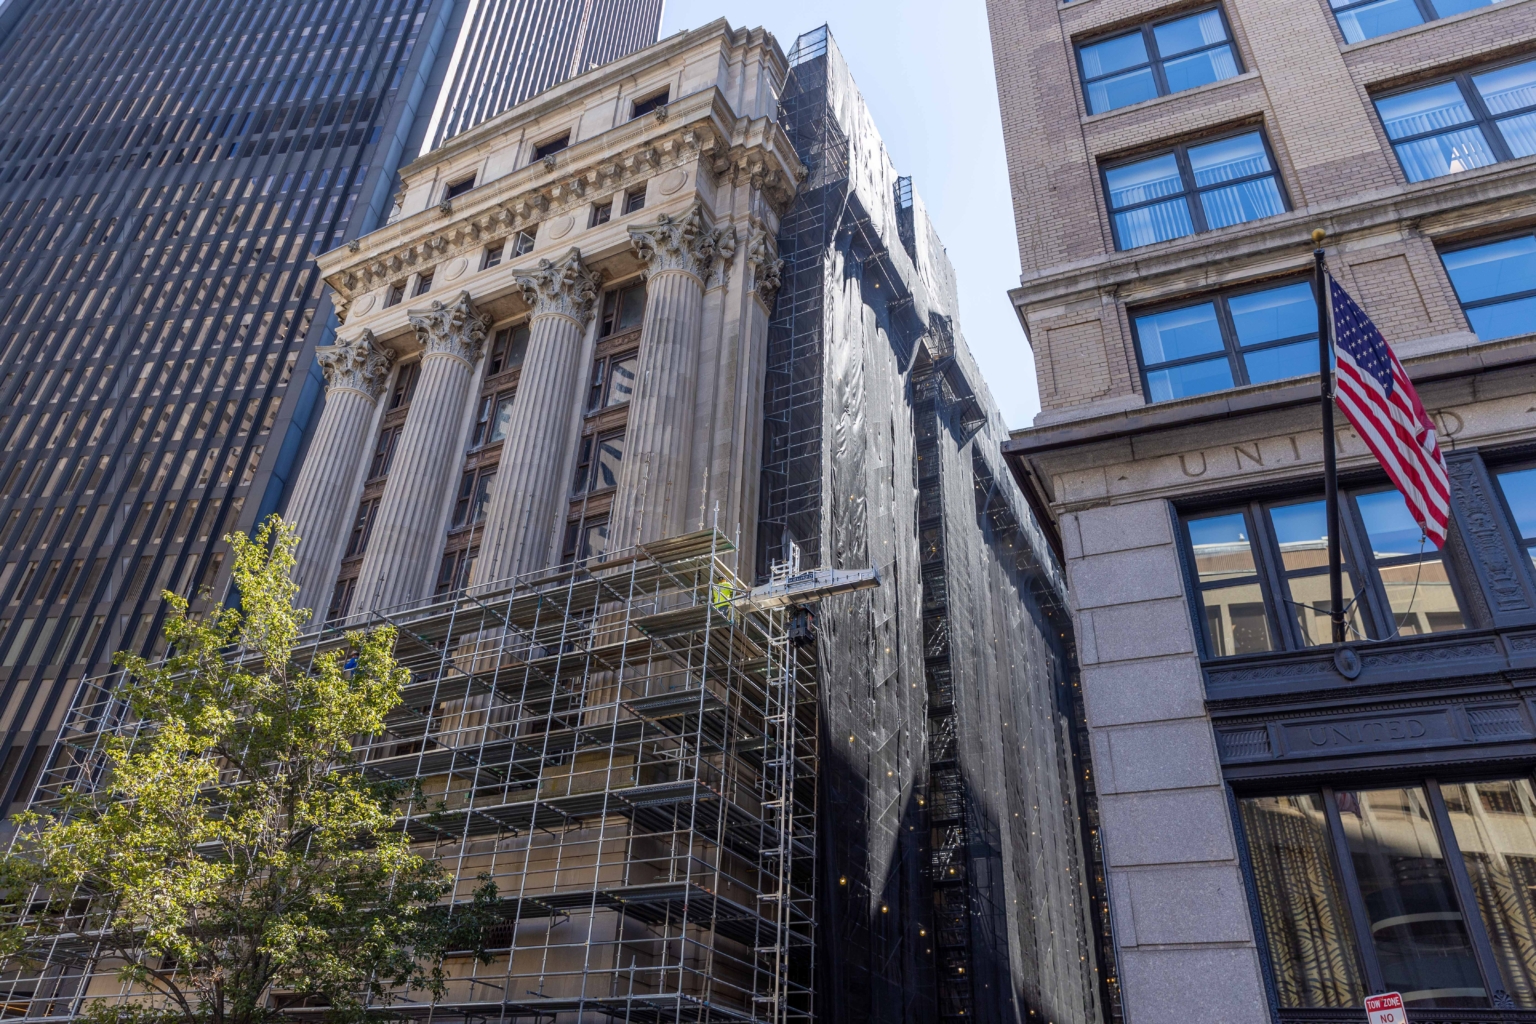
[1268,500,1368,645]
[1441,779,1536,1006]
[1495,466,1536,570]
[1186,513,1275,655]
[1356,489,1465,635]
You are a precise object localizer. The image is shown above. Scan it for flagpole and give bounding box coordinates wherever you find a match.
[1313,228,1346,644]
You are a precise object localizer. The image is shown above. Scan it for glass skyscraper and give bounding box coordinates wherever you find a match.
[0,0,661,809]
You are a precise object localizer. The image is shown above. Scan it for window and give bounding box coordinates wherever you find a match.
[368,425,401,479]
[452,469,496,528]
[442,175,476,202]
[482,241,504,270]
[414,268,434,296]
[600,282,646,336]
[1241,777,1536,1009]
[623,188,647,215]
[384,280,405,308]
[1104,129,1286,250]
[631,88,670,119]
[1332,0,1500,44]
[1183,486,1464,656]
[587,352,638,411]
[434,547,478,596]
[388,361,419,410]
[344,498,379,558]
[531,132,570,162]
[573,431,624,495]
[1133,279,1319,401]
[327,576,356,620]
[562,515,610,563]
[487,324,529,375]
[1374,58,1536,184]
[590,199,613,228]
[1494,464,1536,571]
[511,230,535,257]
[1077,8,1240,115]
[473,389,516,447]
[1440,234,1536,340]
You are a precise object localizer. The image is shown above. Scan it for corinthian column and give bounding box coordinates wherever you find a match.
[355,292,489,611]
[608,204,724,548]
[475,248,600,586]
[287,330,394,618]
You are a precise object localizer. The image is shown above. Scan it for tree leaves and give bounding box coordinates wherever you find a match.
[0,517,494,1024]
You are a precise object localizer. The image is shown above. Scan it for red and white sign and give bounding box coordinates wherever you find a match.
[1365,992,1405,1024]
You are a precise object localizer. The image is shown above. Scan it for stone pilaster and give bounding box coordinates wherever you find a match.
[354,292,490,611]
[287,329,394,619]
[608,205,723,547]
[475,249,601,584]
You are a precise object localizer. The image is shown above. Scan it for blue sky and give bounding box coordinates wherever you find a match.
[658,1,1040,427]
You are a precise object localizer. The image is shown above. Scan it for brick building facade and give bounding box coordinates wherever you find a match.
[989,0,1536,1018]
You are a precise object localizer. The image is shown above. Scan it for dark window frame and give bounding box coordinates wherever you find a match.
[344,497,379,559]
[630,88,670,120]
[384,280,405,308]
[531,131,570,163]
[472,388,516,448]
[442,175,476,202]
[600,280,647,337]
[1179,485,1471,658]
[434,546,478,597]
[388,361,420,410]
[1101,125,1289,250]
[452,467,496,529]
[587,349,639,412]
[1437,230,1536,331]
[511,230,536,257]
[623,187,647,215]
[1373,56,1536,180]
[482,241,504,270]
[590,199,613,228]
[413,268,434,297]
[487,322,530,376]
[572,429,625,496]
[1075,5,1242,115]
[1238,773,1536,1010]
[367,424,401,480]
[1491,457,1536,576]
[1129,275,1319,398]
[561,513,610,564]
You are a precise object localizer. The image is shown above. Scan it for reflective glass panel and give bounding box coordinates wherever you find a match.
[1152,9,1228,55]
[1466,295,1536,341]
[1441,778,1536,1007]
[1240,794,1366,1007]
[605,353,638,407]
[1287,573,1369,645]
[581,519,610,560]
[1188,132,1273,186]
[1357,489,1430,558]
[1393,128,1498,182]
[1114,199,1196,249]
[1162,46,1240,94]
[1377,560,1465,634]
[1244,340,1320,384]
[1270,501,1332,572]
[1080,31,1149,78]
[1145,357,1233,401]
[1336,787,1486,1006]
[1334,0,1425,42]
[1087,68,1159,114]
[1429,0,1496,14]
[489,393,515,444]
[1230,283,1318,346]
[1473,59,1536,115]
[1187,513,1258,582]
[592,434,625,491]
[1377,83,1477,140]
[1497,112,1536,159]
[1496,467,1536,542]
[1135,303,1223,363]
[1202,582,1274,655]
[1106,154,1185,208]
[1442,236,1536,304]
[1200,178,1286,230]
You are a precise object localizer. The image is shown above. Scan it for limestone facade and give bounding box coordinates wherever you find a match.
[989,0,1536,1019]
[289,21,801,619]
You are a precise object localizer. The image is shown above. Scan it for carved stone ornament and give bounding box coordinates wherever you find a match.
[317,329,395,400]
[746,226,783,304]
[512,248,601,325]
[711,225,739,288]
[629,203,727,281]
[408,291,492,365]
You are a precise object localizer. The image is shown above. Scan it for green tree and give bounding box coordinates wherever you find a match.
[0,517,493,1024]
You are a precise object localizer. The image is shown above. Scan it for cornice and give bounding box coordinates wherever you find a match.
[317,88,804,314]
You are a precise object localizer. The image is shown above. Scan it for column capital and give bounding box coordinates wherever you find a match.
[408,291,491,365]
[746,226,783,305]
[513,248,601,326]
[629,203,728,282]
[316,329,395,399]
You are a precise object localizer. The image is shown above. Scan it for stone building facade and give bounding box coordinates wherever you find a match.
[989,0,1536,1019]
[293,21,1110,1022]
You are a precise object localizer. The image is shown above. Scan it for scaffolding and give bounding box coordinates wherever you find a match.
[2,530,826,1024]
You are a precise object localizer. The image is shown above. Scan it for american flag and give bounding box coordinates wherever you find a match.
[1329,277,1450,547]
